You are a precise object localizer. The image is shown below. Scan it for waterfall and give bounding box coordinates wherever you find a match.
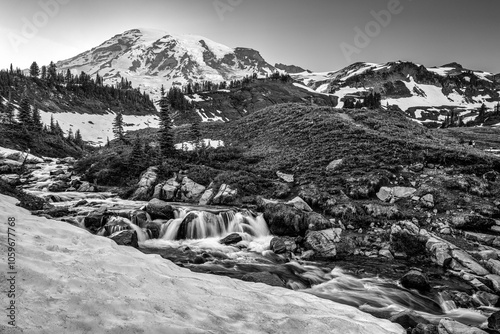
[159,209,269,240]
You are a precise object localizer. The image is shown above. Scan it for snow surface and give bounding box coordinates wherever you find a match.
[0,194,404,334]
[39,110,159,146]
[175,139,225,151]
[0,146,44,163]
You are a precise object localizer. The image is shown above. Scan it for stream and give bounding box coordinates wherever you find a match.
[17,157,499,329]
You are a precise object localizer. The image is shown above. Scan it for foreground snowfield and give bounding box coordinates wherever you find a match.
[0,194,404,334]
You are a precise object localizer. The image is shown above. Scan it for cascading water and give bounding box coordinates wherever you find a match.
[158,209,270,241]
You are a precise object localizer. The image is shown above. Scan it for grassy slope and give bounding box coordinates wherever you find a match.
[204,104,500,189]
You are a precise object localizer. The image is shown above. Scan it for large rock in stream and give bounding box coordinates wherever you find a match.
[304,229,341,259]
[262,203,308,236]
[131,167,158,200]
[144,198,176,220]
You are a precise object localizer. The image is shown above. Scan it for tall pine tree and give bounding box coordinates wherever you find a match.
[29,62,40,78]
[18,94,32,126]
[31,104,43,132]
[112,112,125,141]
[158,97,174,161]
[129,135,144,173]
[74,129,84,147]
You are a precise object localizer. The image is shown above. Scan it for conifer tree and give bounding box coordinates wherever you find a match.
[54,121,64,137]
[158,98,174,161]
[67,128,74,141]
[41,66,47,80]
[49,114,55,133]
[190,119,201,149]
[31,104,43,132]
[129,135,144,172]
[29,62,40,78]
[5,100,15,124]
[74,129,83,147]
[18,94,32,126]
[112,111,125,141]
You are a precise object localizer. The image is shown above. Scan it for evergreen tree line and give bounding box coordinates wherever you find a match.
[0,90,84,147]
[0,62,155,111]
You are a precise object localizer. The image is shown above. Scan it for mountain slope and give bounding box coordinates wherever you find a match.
[57,28,279,101]
[292,61,500,127]
[0,70,158,145]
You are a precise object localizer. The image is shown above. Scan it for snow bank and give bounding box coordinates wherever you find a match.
[0,194,403,334]
[0,146,44,164]
[175,139,225,151]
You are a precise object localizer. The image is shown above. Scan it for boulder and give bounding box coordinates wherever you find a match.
[474,291,499,307]
[392,187,417,200]
[420,194,435,208]
[426,237,453,267]
[437,318,488,334]
[450,249,489,276]
[486,275,500,293]
[152,183,164,199]
[304,229,341,259]
[212,184,237,205]
[270,237,287,254]
[400,269,431,291]
[389,311,429,330]
[241,272,285,288]
[47,180,69,192]
[162,178,181,201]
[305,212,336,231]
[180,177,206,202]
[109,230,139,248]
[199,188,215,205]
[485,259,500,276]
[488,311,500,330]
[262,203,307,237]
[130,210,150,228]
[377,187,393,202]
[144,199,176,220]
[131,167,158,200]
[276,171,294,183]
[77,181,96,192]
[326,159,343,171]
[286,196,312,212]
[219,233,242,245]
[83,208,109,233]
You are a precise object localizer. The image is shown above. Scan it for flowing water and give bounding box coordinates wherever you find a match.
[21,158,497,328]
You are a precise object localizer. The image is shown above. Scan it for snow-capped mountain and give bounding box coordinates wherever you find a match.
[292,61,500,127]
[57,28,278,102]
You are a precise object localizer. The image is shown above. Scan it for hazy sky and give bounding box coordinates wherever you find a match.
[0,0,499,73]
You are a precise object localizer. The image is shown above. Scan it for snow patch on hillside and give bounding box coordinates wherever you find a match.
[175,139,225,151]
[38,110,159,145]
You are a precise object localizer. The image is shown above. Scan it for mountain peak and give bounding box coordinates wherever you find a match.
[57,28,278,101]
[441,62,463,69]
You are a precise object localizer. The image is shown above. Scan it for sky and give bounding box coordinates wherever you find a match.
[0,0,499,73]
